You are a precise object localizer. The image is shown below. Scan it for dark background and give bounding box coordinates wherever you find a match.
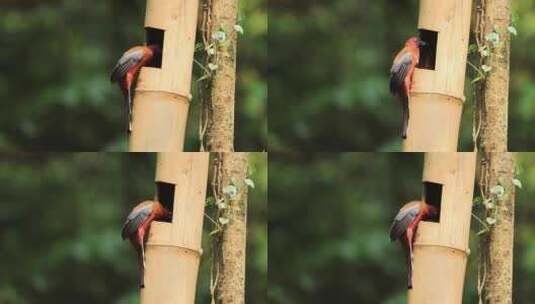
[269,152,534,303]
[0,0,266,151]
[269,0,535,151]
[0,153,267,303]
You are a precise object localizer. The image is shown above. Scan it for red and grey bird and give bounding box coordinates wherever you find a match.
[389,37,426,139]
[110,45,161,132]
[389,200,438,289]
[122,200,171,288]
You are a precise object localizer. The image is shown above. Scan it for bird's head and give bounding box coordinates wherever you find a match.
[426,203,439,219]
[154,200,172,220]
[406,36,426,48]
[148,44,162,55]
[163,207,172,220]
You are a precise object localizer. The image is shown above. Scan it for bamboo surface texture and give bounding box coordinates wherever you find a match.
[402,0,472,151]
[140,153,209,304]
[408,152,476,304]
[129,0,198,151]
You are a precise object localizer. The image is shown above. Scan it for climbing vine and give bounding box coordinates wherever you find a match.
[473,159,520,236]
[197,0,214,151]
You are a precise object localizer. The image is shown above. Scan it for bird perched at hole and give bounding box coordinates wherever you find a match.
[110,45,161,132]
[389,200,438,289]
[122,200,171,288]
[389,37,426,139]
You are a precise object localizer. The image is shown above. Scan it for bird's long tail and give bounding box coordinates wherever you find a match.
[121,87,133,133]
[401,93,409,139]
[138,250,145,288]
[127,88,133,132]
[407,252,413,289]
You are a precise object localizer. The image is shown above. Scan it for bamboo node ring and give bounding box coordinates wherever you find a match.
[146,241,203,257]
[410,91,465,103]
[413,241,468,255]
[135,89,193,102]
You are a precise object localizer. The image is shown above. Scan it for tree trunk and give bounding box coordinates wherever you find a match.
[205,0,239,152]
[477,0,511,152]
[474,0,515,302]
[212,152,248,303]
[479,152,515,304]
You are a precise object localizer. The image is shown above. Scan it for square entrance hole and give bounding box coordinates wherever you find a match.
[423,181,442,222]
[145,27,164,68]
[417,29,437,70]
[156,181,174,222]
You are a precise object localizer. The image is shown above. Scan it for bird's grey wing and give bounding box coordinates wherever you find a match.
[110,48,145,82]
[389,52,413,94]
[121,205,152,240]
[389,206,419,241]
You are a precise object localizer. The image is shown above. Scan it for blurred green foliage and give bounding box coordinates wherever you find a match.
[269,152,534,303]
[269,0,535,151]
[0,0,266,151]
[0,153,266,303]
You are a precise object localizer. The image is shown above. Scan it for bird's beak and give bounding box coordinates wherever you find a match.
[418,40,427,47]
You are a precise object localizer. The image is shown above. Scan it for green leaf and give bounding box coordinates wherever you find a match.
[216,201,227,209]
[512,178,522,189]
[476,229,488,236]
[208,63,218,71]
[196,74,211,82]
[480,46,490,57]
[218,217,229,225]
[507,26,517,36]
[222,185,238,198]
[234,24,244,35]
[490,185,505,197]
[244,178,255,189]
[468,44,477,54]
[212,31,226,42]
[206,46,216,55]
[206,196,216,206]
[485,32,500,45]
[471,76,482,84]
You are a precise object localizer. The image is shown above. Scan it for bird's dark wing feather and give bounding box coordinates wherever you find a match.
[121,205,152,240]
[389,52,413,94]
[110,48,145,82]
[389,206,420,241]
